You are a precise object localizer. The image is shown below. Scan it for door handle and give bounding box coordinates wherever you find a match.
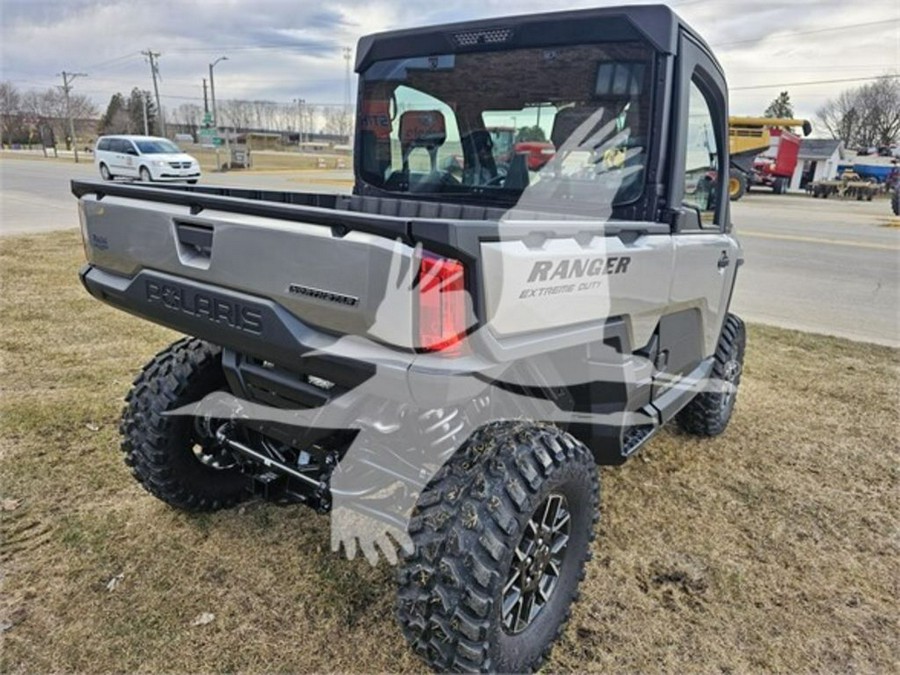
[717,251,730,269]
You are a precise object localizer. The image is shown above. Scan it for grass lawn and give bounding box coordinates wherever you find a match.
[1,230,897,672]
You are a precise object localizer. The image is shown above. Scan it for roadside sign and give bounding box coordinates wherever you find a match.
[199,128,223,147]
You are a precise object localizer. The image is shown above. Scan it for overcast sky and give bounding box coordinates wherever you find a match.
[1,0,897,130]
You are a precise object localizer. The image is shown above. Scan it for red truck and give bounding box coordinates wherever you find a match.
[750,127,801,194]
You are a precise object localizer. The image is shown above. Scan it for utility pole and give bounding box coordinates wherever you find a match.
[294,98,305,146]
[202,78,209,114]
[142,95,149,135]
[142,49,166,137]
[209,56,228,170]
[58,71,87,163]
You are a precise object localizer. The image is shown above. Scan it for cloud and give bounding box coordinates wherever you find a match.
[1,0,897,125]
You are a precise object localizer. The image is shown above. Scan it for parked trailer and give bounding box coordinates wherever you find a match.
[808,172,878,201]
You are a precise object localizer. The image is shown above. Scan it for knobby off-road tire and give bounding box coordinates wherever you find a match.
[676,313,746,437]
[397,422,599,673]
[120,337,247,511]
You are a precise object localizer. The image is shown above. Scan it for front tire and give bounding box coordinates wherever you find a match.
[120,337,247,511]
[728,169,746,201]
[99,163,113,181]
[892,189,900,216]
[139,166,152,182]
[397,423,598,673]
[676,313,746,437]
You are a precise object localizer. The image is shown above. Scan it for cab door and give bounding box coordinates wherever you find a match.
[653,32,741,413]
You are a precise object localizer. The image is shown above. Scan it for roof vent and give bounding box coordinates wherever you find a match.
[452,27,513,47]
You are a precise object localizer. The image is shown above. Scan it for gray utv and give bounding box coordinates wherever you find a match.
[74,4,745,671]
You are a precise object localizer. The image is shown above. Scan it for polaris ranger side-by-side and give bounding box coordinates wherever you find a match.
[74,5,745,672]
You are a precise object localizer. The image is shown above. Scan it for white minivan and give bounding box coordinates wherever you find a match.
[95,135,201,183]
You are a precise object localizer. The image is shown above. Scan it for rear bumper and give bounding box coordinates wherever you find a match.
[80,264,382,387]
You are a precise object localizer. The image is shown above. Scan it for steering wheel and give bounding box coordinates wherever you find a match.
[483,166,508,187]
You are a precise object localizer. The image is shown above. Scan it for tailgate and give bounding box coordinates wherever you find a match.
[77,190,417,348]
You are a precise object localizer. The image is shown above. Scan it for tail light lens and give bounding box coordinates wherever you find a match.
[417,252,467,355]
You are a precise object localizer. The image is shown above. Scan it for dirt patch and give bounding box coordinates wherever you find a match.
[1,230,898,672]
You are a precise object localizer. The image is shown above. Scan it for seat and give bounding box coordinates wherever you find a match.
[399,110,447,173]
[460,129,499,185]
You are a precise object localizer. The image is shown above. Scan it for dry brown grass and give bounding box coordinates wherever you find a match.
[1,230,898,673]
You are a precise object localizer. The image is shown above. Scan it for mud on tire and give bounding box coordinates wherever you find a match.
[396,422,599,673]
[120,337,247,511]
[676,313,746,437]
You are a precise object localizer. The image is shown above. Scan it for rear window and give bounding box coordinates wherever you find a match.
[97,138,111,151]
[358,41,654,216]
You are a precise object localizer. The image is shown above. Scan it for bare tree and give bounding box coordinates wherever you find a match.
[323,105,353,141]
[173,102,202,134]
[0,81,22,147]
[300,103,318,138]
[818,75,900,149]
[219,99,253,132]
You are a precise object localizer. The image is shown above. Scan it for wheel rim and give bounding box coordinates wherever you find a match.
[141,168,150,181]
[728,176,740,197]
[720,358,741,411]
[101,165,110,179]
[502,493,571,635]
[190,417,236,470]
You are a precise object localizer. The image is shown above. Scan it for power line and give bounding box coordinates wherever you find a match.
[82,51,142,72]
[732,74,899,91]
[168,42,337,54]
[713,18,899,48]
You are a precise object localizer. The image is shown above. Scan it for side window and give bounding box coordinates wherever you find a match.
[97,139,109,151]
[682,79,721,226]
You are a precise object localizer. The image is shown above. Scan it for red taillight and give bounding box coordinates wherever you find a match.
[418,253,467,355]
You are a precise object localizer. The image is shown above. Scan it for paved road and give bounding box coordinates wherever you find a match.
[2,157,897,346]
[729,196,898,347]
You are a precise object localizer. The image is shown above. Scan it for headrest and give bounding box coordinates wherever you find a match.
[399,110,446,149]
[550,106,605,149]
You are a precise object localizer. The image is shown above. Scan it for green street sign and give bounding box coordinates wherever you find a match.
[199,128,222,146]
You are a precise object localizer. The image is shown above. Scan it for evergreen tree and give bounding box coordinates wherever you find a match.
[127,88,157,135]
[764,91,794,119]
[98,93,129,134]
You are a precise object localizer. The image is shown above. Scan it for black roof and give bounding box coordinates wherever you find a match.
[356,4,720,75]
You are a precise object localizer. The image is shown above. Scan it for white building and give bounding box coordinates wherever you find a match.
[789,138,844,191]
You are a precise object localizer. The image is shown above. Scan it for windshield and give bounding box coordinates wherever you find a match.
[135,140,181,154]
[358,42,653,214]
